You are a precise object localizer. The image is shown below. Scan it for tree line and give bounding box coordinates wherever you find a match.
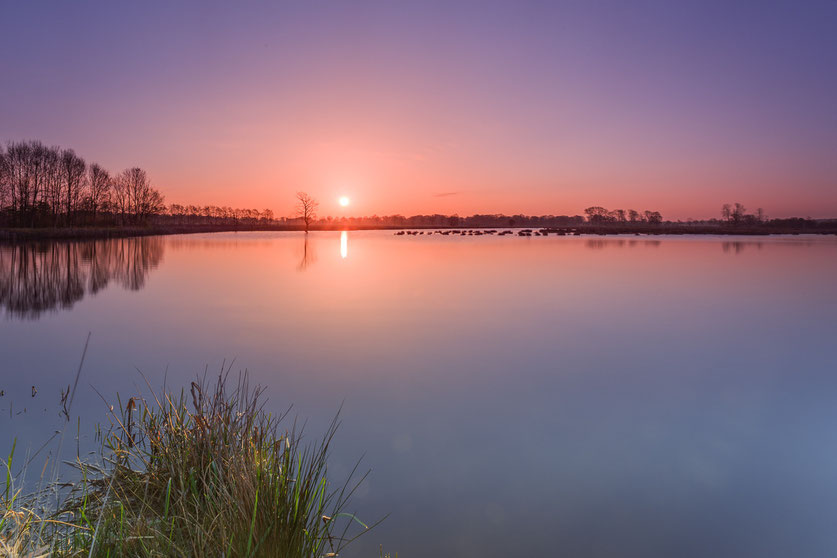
[583,206,663,224]
[166,205,275,225]
[0,140,165,227]
[720,203,765,225]
[3,140,827,233]
[283,212,588,229]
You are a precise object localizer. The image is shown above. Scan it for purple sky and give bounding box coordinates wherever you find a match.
[2,1,836,218]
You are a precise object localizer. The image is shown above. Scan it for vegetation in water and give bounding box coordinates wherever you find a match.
[1,372,372,557]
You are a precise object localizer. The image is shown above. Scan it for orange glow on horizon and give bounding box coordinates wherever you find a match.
[5,3,837,221]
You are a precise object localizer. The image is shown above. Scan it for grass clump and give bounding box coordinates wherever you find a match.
[3,372,370,557]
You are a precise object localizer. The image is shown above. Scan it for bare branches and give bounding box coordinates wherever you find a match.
[59,148,86,224]
[584,206,662,224]
[295,192,318,233]
[118,167,165,224]
[0,140,165,227]
[720,202,765,225]
[88,163,111,222]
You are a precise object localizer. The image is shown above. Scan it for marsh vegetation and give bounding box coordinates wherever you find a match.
[1,371,371,557]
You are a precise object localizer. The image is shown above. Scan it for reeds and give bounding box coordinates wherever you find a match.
[2,371,370,557]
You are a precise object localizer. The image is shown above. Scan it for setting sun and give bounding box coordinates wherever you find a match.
[339,196,350,207]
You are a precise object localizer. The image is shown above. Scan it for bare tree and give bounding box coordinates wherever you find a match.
[60,149,86,225]
[643,210,663,224]
[0,142,65,226]
[43,146,61,224]
[2,141,49,225]
[295,192,318,233]
[0,140,171,229]
[584,206,611,223]
[732,202,746,224]
[119,167,165,223]
[29,141,49,224]
[0,147,10,212]
[88,163,111,224]
[112,171,130,224]
[721,204,732,223]
[5,141,32,216]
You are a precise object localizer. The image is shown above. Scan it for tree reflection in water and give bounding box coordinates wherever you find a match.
[0,236,164,319]
[297,234,316,271]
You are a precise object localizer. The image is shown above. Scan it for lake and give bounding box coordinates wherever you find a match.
[2,231,837,557]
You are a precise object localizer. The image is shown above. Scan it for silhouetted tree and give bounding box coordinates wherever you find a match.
[60,149,86,225]
[27,142,48,225]
[120,167,164,223]
[643,210,662,224]
[584,206,611,223]
[112,171,130,224]
[43,145,61,224]
[4,141,34,218]
[0,149,8,211]
[88,163,111,223]
[732,202,746,225]
[295,192,318,233]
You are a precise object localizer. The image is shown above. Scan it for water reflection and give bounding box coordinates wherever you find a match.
[722,240,764,254]
[586,238,661,249]
[0,237,164,319]
[297,235,316,271]
[1,232,837,557]
[297,232,347,270]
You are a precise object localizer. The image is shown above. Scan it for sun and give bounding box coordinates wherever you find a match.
[339,196,350,207]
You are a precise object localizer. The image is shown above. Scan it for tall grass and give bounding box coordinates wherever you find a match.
[2,372,371,557]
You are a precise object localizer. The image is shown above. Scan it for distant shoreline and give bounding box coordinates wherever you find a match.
[2,222,837,242]
[2,223,837,242]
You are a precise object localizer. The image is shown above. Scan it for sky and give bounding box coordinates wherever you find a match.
[2,0,836,219]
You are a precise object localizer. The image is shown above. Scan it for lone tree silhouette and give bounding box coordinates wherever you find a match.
[295,192,318,233]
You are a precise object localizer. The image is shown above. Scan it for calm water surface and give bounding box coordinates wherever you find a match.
[2,231,837,557]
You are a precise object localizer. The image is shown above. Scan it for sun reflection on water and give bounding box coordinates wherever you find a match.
[340,231,348,259]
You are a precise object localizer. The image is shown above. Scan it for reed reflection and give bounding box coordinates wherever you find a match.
[0,237,164,319]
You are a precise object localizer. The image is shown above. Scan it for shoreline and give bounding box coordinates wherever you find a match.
[1,223,836,242]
